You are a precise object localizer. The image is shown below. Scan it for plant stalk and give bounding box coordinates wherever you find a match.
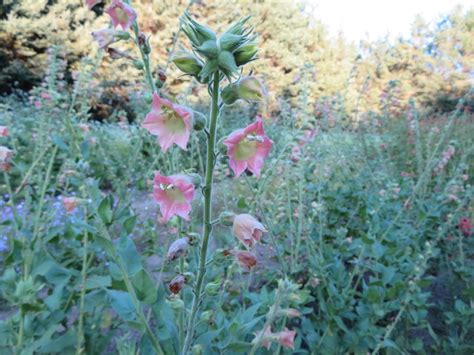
[181,72,220,354]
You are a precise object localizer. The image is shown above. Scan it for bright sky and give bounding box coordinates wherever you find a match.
[305,0,473,42]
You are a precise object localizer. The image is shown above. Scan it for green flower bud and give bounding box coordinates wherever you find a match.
[192,344,204,355]
[182,12,217,48]
[187,173,202,188]
[234,43,258,66]
[219,211,235,227]
[200,310,213,323]
[143,93,153,104]
[167,296,185,310]
[237,76,266,101]
[197,40,219,60]
[193,111,207,131]
[219,32,243,52]
[132,60,144,70]
[218,51,238,77]
[172,52,203,76]
[221,84,240,105]
[205,281,221,296]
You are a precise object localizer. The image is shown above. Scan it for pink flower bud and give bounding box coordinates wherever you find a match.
[168,274,186,294]
[232,214,267,249]
[78,123,90,133]
[0,126,8,137]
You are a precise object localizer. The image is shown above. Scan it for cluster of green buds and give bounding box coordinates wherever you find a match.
[172,12,258,84]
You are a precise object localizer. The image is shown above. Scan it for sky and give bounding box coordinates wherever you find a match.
[305,0,473,42]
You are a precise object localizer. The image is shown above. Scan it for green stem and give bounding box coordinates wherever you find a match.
[76,212,89,355]
[132,23,157,93]
[181,72,220,354]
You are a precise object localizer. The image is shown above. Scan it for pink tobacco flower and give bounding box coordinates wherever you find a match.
[92,28,120,49]
[232,214,267,249]
[63,197,81,214]
[223,116,273,177]
[0,126,8,137]
[277,328,296,349]
[153,172,195,222]
[255,326,274,350]
[84,0,101,9]
[105,0,137,31]
[142,93,193,152]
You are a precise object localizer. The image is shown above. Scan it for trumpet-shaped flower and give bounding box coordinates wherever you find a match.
[105,0,137,31]
[277,329,296,349]
[142,93,193,152]
[223,116,272,177]
[153,172,195,222]
[232,214,266,248]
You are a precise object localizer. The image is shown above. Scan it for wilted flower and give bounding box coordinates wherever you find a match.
[142,93,193,152]
[277,328,296,349]
[233,250,257,270]
[169,274,186,294]
[105,0,137,31]
[153,172,195,222]
[0,146,14,164]
[167,237,190,261]
[459,217,472,237]
[223,116,273,177]
[0,126,8,137]
[232,214,266,248]
[92,28,121,49]
[63,197,81,214]
[84,0,101,10]
[106,47,135,60]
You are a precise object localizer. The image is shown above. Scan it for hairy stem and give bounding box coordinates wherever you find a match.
[181,72,220,354]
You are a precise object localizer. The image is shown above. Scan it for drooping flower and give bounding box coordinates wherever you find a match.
[105,0,137,31]
[223,116,273,177]
[92,28,120,49]
[167,237,190,261]
[142,93,193,152]
[277,328,296,349]
[232,214,266,248]
[63,197,81,214]
[459,217,473,237]
[84,0,101,10]
[233,250,257,270]
[168,274,186,294]
[0,126,8,137]
[0,146,14,163]
[153,172,195,222]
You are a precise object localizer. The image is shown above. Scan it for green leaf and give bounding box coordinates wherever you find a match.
[106,289,136,322]
[132,269,157,304]
[123,215,137,235]
[117,236,142,277]
[51,135,68,152]
[98,196,113,225]
[85,275,112,290]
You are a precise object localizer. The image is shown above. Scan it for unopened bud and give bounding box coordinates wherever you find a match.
[218,211,235,227]
[167,295,184,310]
[193,111,207,131]
[205,281,221,296]
[234,43,258,66]
[157,70,167,83]
[192,344,204,355]
[200,310,213,322]
[238,77,266,102]
[172,52,203,76]
[132,60,144,70]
